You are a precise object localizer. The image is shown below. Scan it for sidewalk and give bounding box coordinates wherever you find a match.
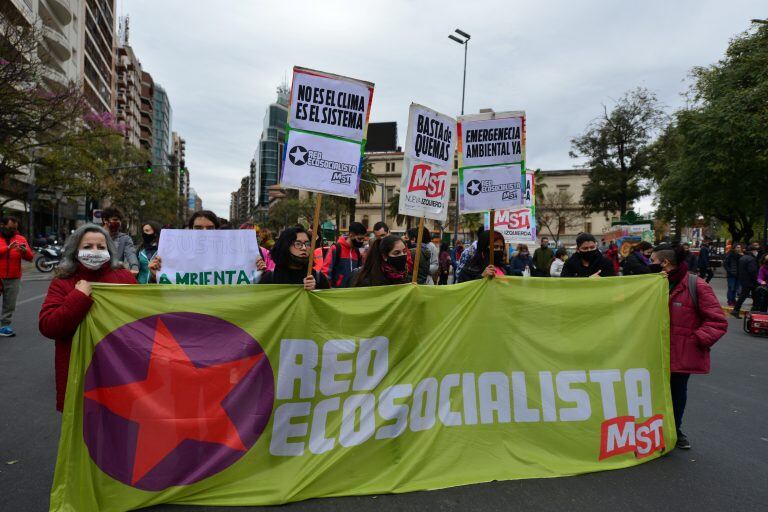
[707,272,753,315]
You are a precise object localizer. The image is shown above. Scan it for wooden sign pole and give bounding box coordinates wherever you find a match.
[411,217,426,284]
[307,194,323,277]
[489,209,496,269]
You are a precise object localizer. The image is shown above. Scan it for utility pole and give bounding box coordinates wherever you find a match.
[448,28,470,246]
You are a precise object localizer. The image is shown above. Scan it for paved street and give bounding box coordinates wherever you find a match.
[1,273,766,511]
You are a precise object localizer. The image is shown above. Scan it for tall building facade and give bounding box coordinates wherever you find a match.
[229,177,251,225]
[171,132,190,221]
[114,43,142,146]
[81,0,116,112]
[253,85,289,222]
[152,83,172,168]
[138,70,153,152]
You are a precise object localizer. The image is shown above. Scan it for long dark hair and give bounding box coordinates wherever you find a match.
[140,220,162,250]
[187,210,220,229]
[470,230,504,267]
[271,226,309,271]
[352,235,405,287]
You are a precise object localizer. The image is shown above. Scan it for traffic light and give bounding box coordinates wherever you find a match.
[180,159,186,174]
[145,160,153,174]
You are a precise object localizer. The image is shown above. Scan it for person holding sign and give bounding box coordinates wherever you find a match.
[350,235,409,287]
[259,227,329,291]
[561,233,616,278]
[457,230,508,282]
[39,224,136,411]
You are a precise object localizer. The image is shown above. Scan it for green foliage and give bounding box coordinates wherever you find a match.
[570,88,666,216]
[651,24,768,242]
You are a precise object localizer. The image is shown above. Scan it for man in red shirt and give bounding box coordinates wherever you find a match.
[0,216,34,337]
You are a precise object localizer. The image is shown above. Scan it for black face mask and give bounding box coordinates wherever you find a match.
[351,239,364,248]
[493,250,505,263]
[142,233,156,246]
[649,263,663,273]
[289,254,309,267]
[2,228,15,238]
[580,249,600,263]
[386,254,408,272]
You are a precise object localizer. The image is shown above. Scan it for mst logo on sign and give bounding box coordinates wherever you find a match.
[466,179,520,200]
[287,145,358,184]
[408,164,447,198]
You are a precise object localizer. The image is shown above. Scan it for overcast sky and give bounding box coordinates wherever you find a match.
[121,0,764,218]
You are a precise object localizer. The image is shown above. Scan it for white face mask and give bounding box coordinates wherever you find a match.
[78,249,111,270]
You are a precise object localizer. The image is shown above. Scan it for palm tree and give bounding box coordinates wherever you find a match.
[461,213,483,239]
[387,191,410,230]
[348,157,377,225]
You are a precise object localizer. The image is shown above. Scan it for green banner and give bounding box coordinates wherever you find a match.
[51,276,674,511]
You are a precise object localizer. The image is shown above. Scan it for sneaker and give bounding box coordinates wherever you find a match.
[730,311,741,319]
[676,432,691,450]
[0,326,15,337]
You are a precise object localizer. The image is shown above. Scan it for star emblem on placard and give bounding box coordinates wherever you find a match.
[466,179,482,195]
[288,145,309,165]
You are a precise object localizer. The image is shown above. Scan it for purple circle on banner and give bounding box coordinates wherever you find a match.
[82,312,274,491]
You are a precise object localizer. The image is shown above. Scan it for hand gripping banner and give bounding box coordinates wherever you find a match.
[51,276,674,511]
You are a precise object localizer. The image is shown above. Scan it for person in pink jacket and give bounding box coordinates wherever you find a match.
[650,244,728,450]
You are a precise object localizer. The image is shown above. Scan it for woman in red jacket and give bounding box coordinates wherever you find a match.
[39,224,136,411]
[650,244,728,450]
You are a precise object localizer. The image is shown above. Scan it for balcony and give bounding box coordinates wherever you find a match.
[42,66,68,86]
[42,25,71,61]
[44,0,73,26]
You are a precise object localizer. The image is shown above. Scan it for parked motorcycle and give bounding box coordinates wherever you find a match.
[35,244,63,273]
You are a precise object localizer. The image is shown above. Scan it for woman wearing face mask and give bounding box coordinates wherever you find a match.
[351,235,409,287]
[561,233,616,278]
[258,227,329,291]
[136,220,162,284]
[38,224,137,411]
[457,230,508,282]
[650,244,727,450]
[509,243,533,276]
[622,241,654,275]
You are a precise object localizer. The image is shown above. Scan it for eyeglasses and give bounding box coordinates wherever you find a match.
[292,241,311,249]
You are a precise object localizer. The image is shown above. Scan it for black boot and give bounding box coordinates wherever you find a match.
[676,431,691,450]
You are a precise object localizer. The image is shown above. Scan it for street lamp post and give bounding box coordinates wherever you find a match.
[449,28,470,247]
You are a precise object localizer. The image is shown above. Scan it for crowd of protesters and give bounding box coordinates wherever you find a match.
[22,206,768,451]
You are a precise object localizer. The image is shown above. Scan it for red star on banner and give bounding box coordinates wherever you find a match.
[84,318,263,485]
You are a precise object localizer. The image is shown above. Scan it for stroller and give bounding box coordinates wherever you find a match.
[743,286,768,337]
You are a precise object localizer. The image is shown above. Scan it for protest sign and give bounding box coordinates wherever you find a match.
[484,207,537,244]
[399,103,457,221]
[459,164,523,213]
[458,112,525,168]
[289,68,374,142]
[523,170,535,207]
[51,276,674,511]
[280,130,363,197]
[156,230,261,285]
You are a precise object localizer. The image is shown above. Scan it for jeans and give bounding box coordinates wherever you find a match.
[670,373,691,433]
[0,278,21,326]
[726,275,740,303]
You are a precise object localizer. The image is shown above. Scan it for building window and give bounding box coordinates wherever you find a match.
[450,186,457,202]
[558,220,566,235]
[385,162,394,173]
[362,215,369,229]
[386,186,395,201]
[584,221,592,233]
[341,217,347,229]
[454,159,458,169]
[557,184,570,192]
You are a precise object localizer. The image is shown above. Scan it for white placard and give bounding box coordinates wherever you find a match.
[458,113,525,168]
[289,68,373,141]
[459,164,523,213]
[484,207,537,243]
[398,156,452,221]
[281,130,362,197]
[523,171,535,207]
[404,103,456,166]
[157,230,261,285]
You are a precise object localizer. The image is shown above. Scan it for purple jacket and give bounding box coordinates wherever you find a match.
[758,265,768,286]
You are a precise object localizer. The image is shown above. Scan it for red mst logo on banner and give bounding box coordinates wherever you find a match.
[408,163,447,198]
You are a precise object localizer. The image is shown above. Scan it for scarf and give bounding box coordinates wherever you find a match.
[381,263,406,281]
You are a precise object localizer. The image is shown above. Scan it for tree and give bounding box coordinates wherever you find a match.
[347,157,377,225]
[570,87,666,216]
[461,213,483,239]
[0,16,89,205]
[649,24,768,243]
[536,189,583,244]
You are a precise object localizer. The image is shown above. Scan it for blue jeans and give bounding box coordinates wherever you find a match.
[726,275,740,303]
[670,373,690,433]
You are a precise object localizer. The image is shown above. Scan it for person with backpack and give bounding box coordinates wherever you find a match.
[323,222,367,288]
[650,244,727,450]
[404,226,437,284]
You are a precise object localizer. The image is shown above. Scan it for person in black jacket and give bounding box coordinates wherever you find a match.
[731,243,760,318]
[561,233,616,278]
[623,241,654,275]
[697,238,714,282]
[351,235,409,287]
[259,226,330,290]
[457,230,507,282]
[681,243,698,274]
[724,243,743,306]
